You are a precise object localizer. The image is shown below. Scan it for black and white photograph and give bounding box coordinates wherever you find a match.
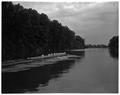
[2,1,118,93]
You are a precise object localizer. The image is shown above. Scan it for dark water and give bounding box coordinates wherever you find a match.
[2,48,118,93]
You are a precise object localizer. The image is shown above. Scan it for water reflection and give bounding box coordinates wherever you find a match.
[2,50,85,93]
[66,50,85,56]
[108,48,118,58]
[2,59,76,93]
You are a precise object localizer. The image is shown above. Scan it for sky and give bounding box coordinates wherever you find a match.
[13,2,118,45]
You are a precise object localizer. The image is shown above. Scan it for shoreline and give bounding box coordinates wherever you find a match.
[2,52,67,67]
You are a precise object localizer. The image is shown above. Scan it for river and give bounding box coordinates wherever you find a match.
[2,48,118,93]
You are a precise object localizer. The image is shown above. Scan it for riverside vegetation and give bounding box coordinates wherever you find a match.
[2,2,85,61]
[2,2,118,61]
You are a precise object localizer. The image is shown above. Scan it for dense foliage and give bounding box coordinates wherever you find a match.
[108,36,118,49]
[2,2,85,61]
[108,36,118,58]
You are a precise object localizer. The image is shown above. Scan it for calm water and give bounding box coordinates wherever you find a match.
[2,48,118,93]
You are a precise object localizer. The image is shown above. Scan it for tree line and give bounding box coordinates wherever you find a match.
[2,2,85,61]
[85,44,108,48]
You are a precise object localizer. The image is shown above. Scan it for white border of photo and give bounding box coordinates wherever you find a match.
[0,0,119,95]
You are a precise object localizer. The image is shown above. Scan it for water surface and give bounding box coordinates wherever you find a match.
[2,48,118,93]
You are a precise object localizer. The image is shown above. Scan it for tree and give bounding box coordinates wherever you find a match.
[109,36,118,49]
[108,36,118,58]
[2,2,85,61]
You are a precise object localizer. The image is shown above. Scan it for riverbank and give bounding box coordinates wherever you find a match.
[2,52,66,67]
[2,49,86,73]
[2,53,82,73]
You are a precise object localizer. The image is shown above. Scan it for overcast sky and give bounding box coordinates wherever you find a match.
[13,2,118,45]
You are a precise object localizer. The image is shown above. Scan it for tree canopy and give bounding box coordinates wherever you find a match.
[2,2,85,61]
[108,36,118,58]
[108,36,118,49]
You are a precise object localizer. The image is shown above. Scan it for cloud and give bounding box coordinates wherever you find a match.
[13,2,118,45]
